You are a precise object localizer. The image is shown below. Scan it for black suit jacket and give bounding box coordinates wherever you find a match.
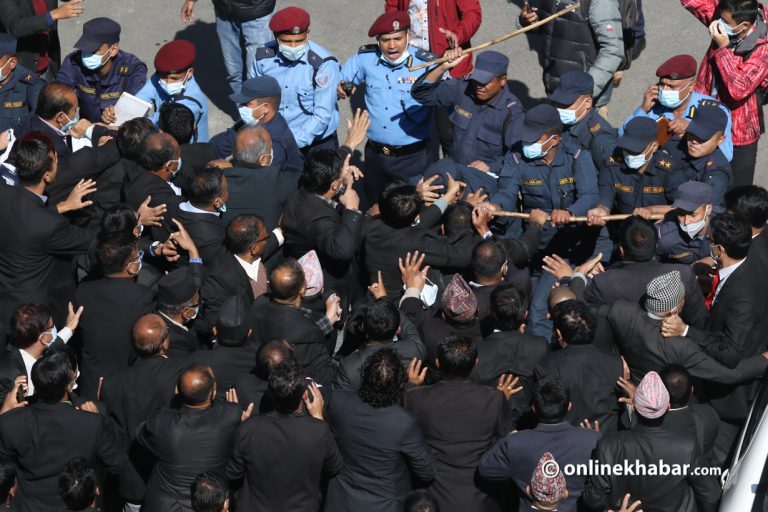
[161,317,203,358]
[405,380,512,512]
[662,403,720,464]
[0,401,127,512]
[137,402,242,512]
[100,356,186,501]
[123,170,184,242]
[175,208,227,263]
[222,163,300,231]
[74,277,155,399]
[191,344,258,400]
[0,348,25,400]
[226,411,344,512]
[0,0,68,74]
[326,390,436,512]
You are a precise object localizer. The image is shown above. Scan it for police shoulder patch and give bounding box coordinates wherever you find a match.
[698,99,721,109]
[358,44,378,54]
[119,65,130,75]
[414,48,436,62]
[315,71,331,89]
[255,46,277,60]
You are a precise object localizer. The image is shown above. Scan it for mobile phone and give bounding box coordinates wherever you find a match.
[16,383,26,403]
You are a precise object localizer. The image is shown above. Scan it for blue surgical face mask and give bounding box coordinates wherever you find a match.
[159,71,189,96]
[81,45,113,70]
[238,104,266,126]
[217,202,227,214]
[60,111,79,133]
[184,305,199,322]
[279,43,308,62]
[557,98,588,125]
[624,148,650,170]
[169,158,182,177]
[522,135,555,160]
[383,48,410,66]
[658,82,693,109]
[718,18,745,37]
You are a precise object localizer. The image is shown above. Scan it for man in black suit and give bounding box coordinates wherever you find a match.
[198,214,281,334]
[405,335,513,512]
[334,298,425,391]
[156,266,203,358]
[227,360,343,511]
[176,167,228,263]
[662,213,768,465]
[235,339,295,413]
[282,150,364,318]
[222,126,300,230]
[74,235,154,399]
[327,349,436,512]
[137,364,245,512]
[193,296,257,401]
[0,135,94,343]
[249,258,338,387]
[100,314,186,512]
[535,299,624,433]
[0,350,127,512]
[158,102,217,175]
[725,185,768,271]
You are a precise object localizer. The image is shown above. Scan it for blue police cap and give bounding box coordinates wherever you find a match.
[673,181,712,212]
[617,117,658,154]
[230,76,281,105]
[687,103,727,141]
[0,34,17,57]
[549,70,594,106]
[519,104,562,143]
[74,17,121,54]
[469,51,508,84]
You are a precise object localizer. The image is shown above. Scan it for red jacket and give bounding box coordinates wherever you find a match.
[681,0,768,146]
[385,0,482,78]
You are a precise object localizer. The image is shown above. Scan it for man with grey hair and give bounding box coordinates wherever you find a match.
[222,126,300,229]
[606,270,768,386]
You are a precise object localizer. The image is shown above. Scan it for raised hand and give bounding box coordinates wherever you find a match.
[408,358,427,386]
[398,251,429,290]
[497,374,523,400]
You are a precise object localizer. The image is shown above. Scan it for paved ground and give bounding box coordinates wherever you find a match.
[58,0,767,186]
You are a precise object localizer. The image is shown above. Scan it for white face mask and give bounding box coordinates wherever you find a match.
[658,82,693,109]
[680,206,710,237]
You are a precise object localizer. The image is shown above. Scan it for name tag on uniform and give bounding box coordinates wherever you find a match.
[454,106,472,119]
[559,177,575,185]
[670,251,692,260]
[77,84,96,94]
[100,92,122,100]
[522,179,543,186]
[614,182,633,192]
[3,101,24,108]
[397,76,417,84]
[643,186,665,194]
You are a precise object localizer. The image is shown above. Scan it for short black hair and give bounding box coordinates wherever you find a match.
[552,299,596,345]
[95,234,136,275]
[191,473,228,512]
[179,365,215,406]
[255,340,295,380]
[138,133,176,171]
[268,360,307,414]
[298,150,342,195]
[533,376,570,422]
[711,212,751,260]
[35,82,75,120]
[16,137,54,185]
[365,298,400,342]
[225,214,266,254]
[0,460,14,504]
[436,334,477,378]
[159,102,196,145]
[100,204,138,237]
[443,201,474,237]
[490,284,526,331]
[471,239,507,278]
[31,350,74,404]
[404,489,441,512]
[717,0,759,24]
[620,216,657,262]
[379,182,421,229]
[188,167,224,205]
[358,348,405,408]
[10,303,51,350]
[725,185,768,228]
[117,117,158,162]
[59,458,97,511]
[660,364,692,408]
[269,258,305,301]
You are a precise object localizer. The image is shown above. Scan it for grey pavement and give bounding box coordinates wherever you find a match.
[58,0,767,186]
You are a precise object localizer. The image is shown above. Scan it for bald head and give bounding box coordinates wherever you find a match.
[270,259,305,302]
[256,339,295,380]
[225,214,267,257]
[233,126,272,167]
[139,132,180,172]
[179,364,215,406]
[548,286,577,310]
[132,314,170,357]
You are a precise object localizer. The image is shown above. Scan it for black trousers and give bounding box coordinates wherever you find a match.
[300,132,339,158]
[731,141,759,188]
[363,143,429,206]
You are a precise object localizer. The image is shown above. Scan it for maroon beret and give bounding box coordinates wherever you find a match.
[154,40,196,74]
[368,11,410,37]
[269,7,310,34]
[655,54,697,80]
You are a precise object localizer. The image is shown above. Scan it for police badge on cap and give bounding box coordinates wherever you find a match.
[393,20,400,31]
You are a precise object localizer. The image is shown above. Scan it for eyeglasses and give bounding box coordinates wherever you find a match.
[129,250,144,265]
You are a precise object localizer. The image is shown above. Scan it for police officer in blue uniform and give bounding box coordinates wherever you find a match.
[210,76,302,172]
[549,69,618,171]
[0,34,42,134]
[56,17,147,124]
[494,104,599,337]
[682,104,732,208]
[623,54,733,162]
[656,181,718,265]
[249,7,340,156]
[136,40,210,142]
[338,11,435,205]
[411,49,523,194]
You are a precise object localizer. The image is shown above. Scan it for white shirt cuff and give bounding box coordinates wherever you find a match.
[683,325,689,337]
[272,228,285,246]
[58,327,73,344]
[85,126,95,140]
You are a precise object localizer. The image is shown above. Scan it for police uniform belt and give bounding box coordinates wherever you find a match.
[367,139,427,158]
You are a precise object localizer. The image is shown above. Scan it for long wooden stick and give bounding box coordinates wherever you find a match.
[492,211,667,223]
[409,3,581,72]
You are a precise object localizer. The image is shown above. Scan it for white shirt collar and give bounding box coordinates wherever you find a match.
[158,311,188,332]
[168,181,183,196]
[179,201,219,216]
[38,116,66,136]
[234,254,262,281]
[19,349,38,396]
[713,258,746,303]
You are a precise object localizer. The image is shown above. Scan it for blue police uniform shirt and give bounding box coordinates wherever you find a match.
[684,147,731,207]
[136,73,210,142]
[249,40,340,149]
[597,148,685,214]
[656,213,715,264]
[340,44,432,146]
[0,64,42,133]
[561,108,619,171]
[411,73,524,173]
[56,49,148,123]
[623,93,733,161]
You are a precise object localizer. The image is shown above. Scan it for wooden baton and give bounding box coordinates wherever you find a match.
[491,211,667,222]
[408,3,581,72]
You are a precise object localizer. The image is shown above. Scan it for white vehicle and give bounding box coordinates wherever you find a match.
[719,376,768,511]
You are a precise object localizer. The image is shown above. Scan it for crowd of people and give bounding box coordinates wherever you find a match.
[0,0,766,510]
